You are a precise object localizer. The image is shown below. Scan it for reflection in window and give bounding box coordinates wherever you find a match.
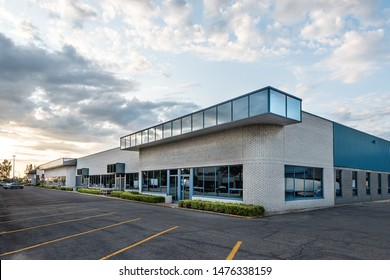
[182,115,192,134]
[125,136,130,148]
[142,130,148,144]
[352,171,358,196]
[204,107,217,128]
[136,132,142,146]
[193,165,243,200]
[192,111,203,131]
[120,138,126,149]
[285,165,323,200]
[366,172,371,195]
[142,170,168,193]
[233,96,248,121]
[130,134,136,147]
[156,125,163,141]
[335,169,342,197]
[249,90,268,117]
[388,174,390,194]
[125,173,139,190]
[148,127,155,142]
[172,119,181,136]
[163,122,172,138]
[217,102,232,125]
[270,90,286,117]
[287,96,301,121]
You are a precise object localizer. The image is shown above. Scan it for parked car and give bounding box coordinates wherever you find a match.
[3,183,24,189]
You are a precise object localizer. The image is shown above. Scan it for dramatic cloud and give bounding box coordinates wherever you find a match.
[0,33,199,153]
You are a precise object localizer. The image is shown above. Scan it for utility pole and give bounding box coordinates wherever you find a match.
[12,155,15,182]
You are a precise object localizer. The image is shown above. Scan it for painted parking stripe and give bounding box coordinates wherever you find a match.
[0,218,141,257]
[0,208,100,224]
[100,226,179,260]
[0,212,116,235]
[226,241,243,260]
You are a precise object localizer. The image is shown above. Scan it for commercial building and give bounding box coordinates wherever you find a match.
[38,86,390,213]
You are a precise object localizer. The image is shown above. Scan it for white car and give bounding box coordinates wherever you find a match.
[3,183,24,189]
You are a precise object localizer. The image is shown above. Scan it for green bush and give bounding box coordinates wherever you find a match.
[178,200,264,217]
[110,190,123,198]
[110,191,165,203]
[77,188,102,195]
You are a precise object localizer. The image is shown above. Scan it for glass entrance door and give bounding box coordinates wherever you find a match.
[169,174,178,201]
[181,175,190,200]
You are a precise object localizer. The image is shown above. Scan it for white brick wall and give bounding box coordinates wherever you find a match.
[138,112,335,212]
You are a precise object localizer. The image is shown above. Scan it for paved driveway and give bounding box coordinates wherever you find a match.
[1,186,390,260]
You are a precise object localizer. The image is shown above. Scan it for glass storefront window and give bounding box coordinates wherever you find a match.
[270,89,286,117]
[142,170,168,193]
[285,165,323,200]
[204,107,217,128]
[217,102,232,125]
[172,119,181,136]
[233,96,248,121]
[352,171,358,196]
[182,115,192,134]
[249,90,268,117]
[125,173,139,190]
[335,169,342,197]
[193,165,243,200]
[163,122,172,138]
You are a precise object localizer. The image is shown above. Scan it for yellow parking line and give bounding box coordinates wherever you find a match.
[100,226,179,260]
[0,208,100,224]
[226,241,243,260]
[0,212,116,235]
[0,218,141,257]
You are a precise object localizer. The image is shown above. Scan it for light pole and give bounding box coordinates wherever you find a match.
[12,155,15,182]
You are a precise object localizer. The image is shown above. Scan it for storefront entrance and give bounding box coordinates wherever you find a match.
[169,169,192,202]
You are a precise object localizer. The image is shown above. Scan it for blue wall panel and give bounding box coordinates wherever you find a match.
[333,123,390,172]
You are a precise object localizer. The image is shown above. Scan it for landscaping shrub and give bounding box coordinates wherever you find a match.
[178,200,264,217]
[110,190,123,198]
[77,188,101,195]
[110,191,165,203]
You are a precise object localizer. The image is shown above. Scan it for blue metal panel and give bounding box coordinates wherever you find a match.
[334,123,390,172]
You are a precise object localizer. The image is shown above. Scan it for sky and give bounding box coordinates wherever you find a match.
[0,0,389,177]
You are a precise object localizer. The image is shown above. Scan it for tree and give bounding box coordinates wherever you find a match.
[24,163,34,179]
[0,159,12,180]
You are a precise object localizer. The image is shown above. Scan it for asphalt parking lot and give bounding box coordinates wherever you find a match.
[1,186,390,260]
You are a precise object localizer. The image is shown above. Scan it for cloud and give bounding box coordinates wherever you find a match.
[0,33,199,146]
[33,0,98,28]
[327,91,390,140]
[300,9,343,45]
[321,29,385,83]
